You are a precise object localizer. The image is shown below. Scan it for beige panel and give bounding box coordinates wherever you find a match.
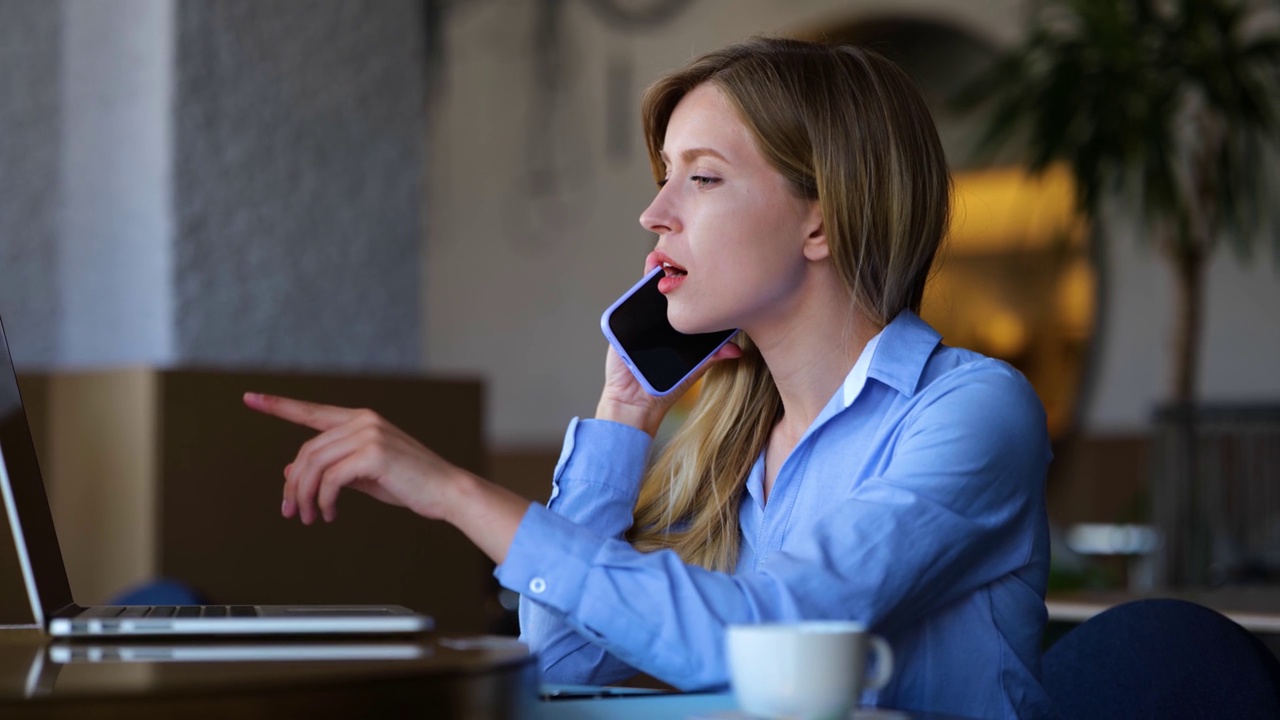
[45,371,158,605]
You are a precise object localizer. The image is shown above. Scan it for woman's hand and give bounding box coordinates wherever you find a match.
[596,252,742,436]
[242,393,468,524]
[243,392,530,563]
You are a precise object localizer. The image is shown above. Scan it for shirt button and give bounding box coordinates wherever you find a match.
[529,577,547,594]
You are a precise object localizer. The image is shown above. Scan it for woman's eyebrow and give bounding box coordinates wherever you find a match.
[681,147,729,164]
[659,147,730,166]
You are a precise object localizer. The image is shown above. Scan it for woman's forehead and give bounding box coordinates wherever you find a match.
[662,84,757,164]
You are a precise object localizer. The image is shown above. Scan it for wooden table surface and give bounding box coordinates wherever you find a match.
[0,629,537,718]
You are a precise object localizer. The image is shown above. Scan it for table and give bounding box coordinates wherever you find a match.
[0,629,978,719]
[0,629,537,718]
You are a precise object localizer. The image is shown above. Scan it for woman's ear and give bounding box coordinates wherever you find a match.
[802,203,829,261]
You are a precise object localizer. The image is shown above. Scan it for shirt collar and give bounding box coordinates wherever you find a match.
[796,309,942,447]
[841,328,884,408]
[865,309,942,398]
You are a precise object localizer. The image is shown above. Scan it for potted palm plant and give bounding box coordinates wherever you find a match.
[959,0,1280,586]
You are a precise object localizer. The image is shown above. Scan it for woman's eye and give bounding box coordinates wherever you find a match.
[690,175,719,188]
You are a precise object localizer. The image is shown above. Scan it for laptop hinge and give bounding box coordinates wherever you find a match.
[49,603,84,620]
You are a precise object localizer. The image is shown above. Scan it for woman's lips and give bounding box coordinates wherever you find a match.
[651,253,687,294]
[657,272,685,294]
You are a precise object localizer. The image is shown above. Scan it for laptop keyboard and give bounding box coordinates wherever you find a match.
[94,605,260,619]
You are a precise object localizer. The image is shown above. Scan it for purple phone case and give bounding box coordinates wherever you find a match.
[599,267,737,397]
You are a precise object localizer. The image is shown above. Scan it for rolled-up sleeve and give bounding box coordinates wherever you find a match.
[543,417,650,530]
[498,362,1049,691]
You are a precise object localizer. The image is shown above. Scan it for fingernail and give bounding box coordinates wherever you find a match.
[282,498,294,517]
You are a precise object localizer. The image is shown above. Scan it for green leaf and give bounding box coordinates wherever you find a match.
[958,0,1280,262]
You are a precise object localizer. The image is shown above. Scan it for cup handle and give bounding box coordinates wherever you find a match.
[864,635,894,691]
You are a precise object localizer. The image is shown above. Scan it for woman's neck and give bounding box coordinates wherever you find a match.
[747,272,881,441]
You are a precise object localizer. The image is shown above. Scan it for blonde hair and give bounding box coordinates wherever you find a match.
[627,37,952,571]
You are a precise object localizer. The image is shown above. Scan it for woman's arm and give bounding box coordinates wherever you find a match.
[240,296,736,686]
[240,337,737,685]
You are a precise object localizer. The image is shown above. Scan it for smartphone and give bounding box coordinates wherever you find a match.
[600,267,738,396]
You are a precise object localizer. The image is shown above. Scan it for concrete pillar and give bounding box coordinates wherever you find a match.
[170,0,425,370]
[0,0,61,367]
[59,0,175,367]
[2,0,426,372]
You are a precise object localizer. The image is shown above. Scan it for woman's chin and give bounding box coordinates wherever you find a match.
[667,312,700,335]
[668,310,731,336]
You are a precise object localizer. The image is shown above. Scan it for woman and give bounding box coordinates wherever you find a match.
[245,37,1054,718]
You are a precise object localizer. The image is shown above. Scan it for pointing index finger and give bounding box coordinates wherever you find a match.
[243,392,351,432]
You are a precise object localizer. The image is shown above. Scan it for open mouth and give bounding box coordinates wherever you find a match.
[656,260,687,295]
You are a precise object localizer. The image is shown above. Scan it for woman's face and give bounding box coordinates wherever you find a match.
[639,83,823,336]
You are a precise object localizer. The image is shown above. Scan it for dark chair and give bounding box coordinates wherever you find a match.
[1042,598,1280,719]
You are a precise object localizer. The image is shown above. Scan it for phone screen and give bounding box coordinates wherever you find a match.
[601,268,737,396]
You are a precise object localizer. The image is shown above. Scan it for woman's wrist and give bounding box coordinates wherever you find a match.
[431,467,479,524]
[439,470,530,565]
[595,397,661,437]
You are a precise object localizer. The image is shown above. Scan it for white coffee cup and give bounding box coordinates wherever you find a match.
[726,621,893,719]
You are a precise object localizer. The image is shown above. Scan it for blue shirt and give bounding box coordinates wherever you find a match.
[496,310,1055,719]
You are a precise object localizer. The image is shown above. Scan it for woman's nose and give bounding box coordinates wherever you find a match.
[639,188,679,235]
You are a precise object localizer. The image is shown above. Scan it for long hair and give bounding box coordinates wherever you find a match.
[627,37,952,572]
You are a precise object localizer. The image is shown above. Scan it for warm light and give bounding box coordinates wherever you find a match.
[948,164,1084,253]
[976,306,1029,358]
[1054,257,1095,338]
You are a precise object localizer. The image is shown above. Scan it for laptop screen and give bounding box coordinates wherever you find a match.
[0,317,75,623]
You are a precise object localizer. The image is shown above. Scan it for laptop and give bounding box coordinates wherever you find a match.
[46,641,427,664]
[0,315,432,638]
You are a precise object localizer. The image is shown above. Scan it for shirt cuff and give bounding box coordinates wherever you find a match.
[548,417,652,504]
[495,503,604,615]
